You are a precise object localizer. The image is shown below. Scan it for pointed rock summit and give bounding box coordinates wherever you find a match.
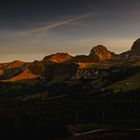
[121,38,140,58]
[131,38,140,55]
[90,45,113,62]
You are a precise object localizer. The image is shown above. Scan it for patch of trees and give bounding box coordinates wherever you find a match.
[0,80,48,99]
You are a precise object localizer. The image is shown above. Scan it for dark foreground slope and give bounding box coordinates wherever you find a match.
[0,87,140,139]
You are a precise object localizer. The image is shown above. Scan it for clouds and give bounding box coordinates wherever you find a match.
[22,11,95,36]
[0,0,140,62]
[0,11,95,61]
[0,11,94,38]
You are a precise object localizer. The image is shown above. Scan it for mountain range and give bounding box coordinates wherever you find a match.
[0,39,140,81]
[1,38,140,95]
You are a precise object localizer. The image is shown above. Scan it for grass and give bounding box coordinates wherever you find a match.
[107,72,140,92]
[70,120,140,134]
[65,80,80,86]
[48,74,69,85]
[48,74,81,86]
[70,123,114,133]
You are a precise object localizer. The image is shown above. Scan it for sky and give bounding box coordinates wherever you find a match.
[0,0,140,62]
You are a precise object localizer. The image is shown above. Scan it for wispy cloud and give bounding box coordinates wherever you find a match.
[0,11,94,38]
[71,38,94,43]
[27,11,94,36]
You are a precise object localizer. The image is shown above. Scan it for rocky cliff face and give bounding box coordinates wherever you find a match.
[89,45,113,62]
[42,53,75,80]
[44,62,78,81]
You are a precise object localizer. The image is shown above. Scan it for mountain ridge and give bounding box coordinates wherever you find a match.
[0,38,140,81]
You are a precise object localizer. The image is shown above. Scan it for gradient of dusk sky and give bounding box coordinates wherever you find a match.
[0,0,140,62]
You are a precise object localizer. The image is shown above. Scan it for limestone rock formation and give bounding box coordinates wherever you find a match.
[90,45,113,62]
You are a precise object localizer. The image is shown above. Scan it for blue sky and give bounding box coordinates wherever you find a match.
[0,0,140,62]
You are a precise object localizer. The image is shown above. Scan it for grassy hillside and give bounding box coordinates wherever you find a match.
[107,72,140,92]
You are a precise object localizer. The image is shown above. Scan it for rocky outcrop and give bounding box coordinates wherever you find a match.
[28,60,45,76]
[121,38,140,58]
[89,45,113,62]
[43,53,73,64]
[44,61,78,81]
[42,53,75,80]
[131,38,140,56]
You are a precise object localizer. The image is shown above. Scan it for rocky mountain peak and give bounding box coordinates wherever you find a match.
[120,38,140,58]
[131,38,140,53]
[43,53,73,64]
[90,45,113,62]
